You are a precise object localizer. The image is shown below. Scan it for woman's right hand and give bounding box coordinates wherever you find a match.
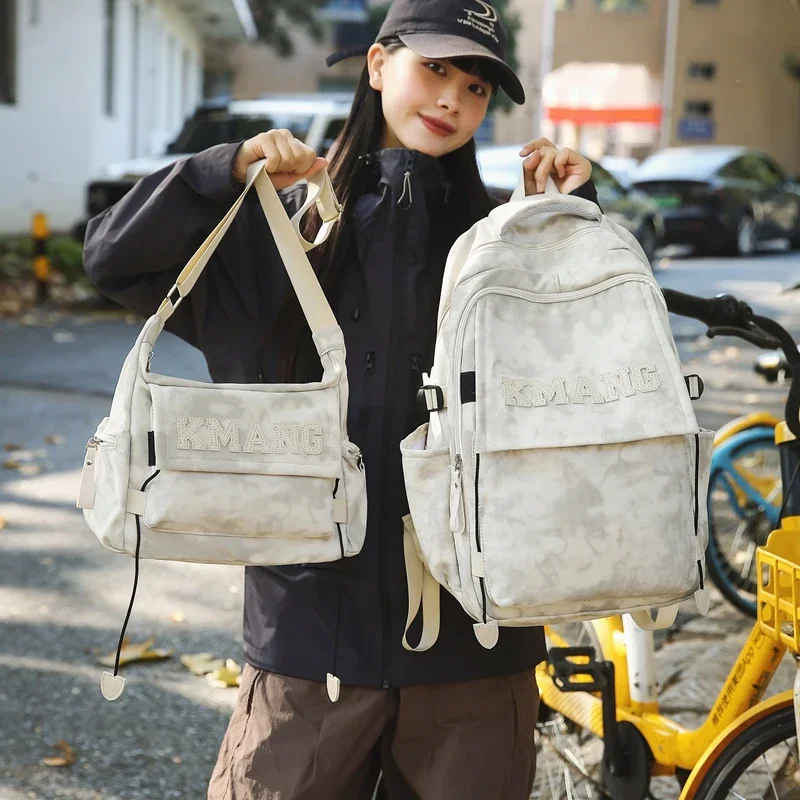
[231,129,328,190]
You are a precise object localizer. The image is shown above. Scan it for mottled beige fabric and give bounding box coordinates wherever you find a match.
[401,194,714,644]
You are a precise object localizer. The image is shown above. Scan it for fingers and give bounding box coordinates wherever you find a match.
[251,130,311,172]
[534,148,558,193]
[301,156,329,180]
[522,150,541,195]
[520,137,555,157]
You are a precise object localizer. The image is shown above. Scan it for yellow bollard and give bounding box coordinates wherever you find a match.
[32,211,50,303]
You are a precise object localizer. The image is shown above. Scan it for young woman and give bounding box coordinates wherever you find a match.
[83,1,595,797]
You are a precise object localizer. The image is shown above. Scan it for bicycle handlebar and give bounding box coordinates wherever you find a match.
[662,289,800,440]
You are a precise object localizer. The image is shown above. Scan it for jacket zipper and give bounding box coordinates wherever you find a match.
[379,150,415,688]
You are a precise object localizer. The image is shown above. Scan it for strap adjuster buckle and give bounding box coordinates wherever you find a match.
[685,374,704,400]
[417,384,445,413]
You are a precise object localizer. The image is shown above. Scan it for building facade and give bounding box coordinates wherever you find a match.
[0,0,255,234]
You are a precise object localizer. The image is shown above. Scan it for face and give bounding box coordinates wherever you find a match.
[367,44,493,157]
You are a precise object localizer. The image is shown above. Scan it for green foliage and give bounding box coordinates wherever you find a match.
[367,0,522,113]
[47,237,85,284]
[0,235,85,283]
[249,0,329,57]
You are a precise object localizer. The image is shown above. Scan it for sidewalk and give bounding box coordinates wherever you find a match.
[0,303,797,799]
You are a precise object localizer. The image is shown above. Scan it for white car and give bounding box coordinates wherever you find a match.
[477,145,664,262]
[74,93,353,240]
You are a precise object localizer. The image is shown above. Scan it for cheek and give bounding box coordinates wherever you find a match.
[382,69,427,122]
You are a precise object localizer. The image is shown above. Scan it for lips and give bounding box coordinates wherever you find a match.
[419,114,456,136]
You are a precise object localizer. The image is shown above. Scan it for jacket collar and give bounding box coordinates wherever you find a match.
[360,147,450,207]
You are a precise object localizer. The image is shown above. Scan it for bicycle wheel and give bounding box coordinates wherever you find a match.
[706,429,781,617]
[533,622,609,799]
[690,704,798,799]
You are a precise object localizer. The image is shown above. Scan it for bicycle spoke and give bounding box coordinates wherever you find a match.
[761,752,780,800]
[727,520,750,562]
[740,541,757,581]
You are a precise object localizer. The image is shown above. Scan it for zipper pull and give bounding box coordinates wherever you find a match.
[450,454,465,534]
[364,352,375,374]
[146,350,154,373]
[76,439,99,510]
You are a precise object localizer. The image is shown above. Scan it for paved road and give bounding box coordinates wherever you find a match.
[1,247,799,799]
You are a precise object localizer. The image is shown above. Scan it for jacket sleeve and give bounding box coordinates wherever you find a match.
[83,142,298,350]
[569,178,599,207]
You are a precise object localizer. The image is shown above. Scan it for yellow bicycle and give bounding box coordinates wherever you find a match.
[532,290,800,800]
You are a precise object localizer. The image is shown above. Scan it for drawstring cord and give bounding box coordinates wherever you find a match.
[397,170,413,210]
[112,470,159,677]
[329,479,346,701]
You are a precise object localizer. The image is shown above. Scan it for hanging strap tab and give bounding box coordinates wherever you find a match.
[401,516,441,652]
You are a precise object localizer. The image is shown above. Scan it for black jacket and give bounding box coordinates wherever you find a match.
[83,142,599,689]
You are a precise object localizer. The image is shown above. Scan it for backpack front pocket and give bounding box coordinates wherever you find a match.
[140,382,347,540]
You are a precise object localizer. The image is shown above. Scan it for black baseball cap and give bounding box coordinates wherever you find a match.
[326,0,525,105]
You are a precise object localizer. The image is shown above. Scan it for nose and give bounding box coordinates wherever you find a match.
[436,85,461,114]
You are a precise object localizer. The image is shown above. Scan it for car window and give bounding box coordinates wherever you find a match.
[230,115,315,144]
[167,112,316,154]
[757,157,786,185]
[591,162,623,195]
[320,118,347,156]
[718,157,758,182]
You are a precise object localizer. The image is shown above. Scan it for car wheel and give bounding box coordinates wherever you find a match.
[733,213,757,257]
[636,220,658,263]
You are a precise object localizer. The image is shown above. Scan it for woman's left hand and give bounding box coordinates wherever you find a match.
[520,138,592,196]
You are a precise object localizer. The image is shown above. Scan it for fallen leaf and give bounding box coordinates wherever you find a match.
[3,460,21,470]
[0,516,6,531]
[44,434,65,445]
[180,652,225,676]
[3,443,24,451]
[40,556,54,566]
[42,740,75,768]
[169,610,185,624]
[170,755,183,765]
[206,658,242,688]
[97,637,173,667]
[19,464,42,476]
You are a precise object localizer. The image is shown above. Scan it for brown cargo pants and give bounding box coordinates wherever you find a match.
[207,665,539,800]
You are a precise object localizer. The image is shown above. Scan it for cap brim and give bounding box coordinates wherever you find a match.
[399,33,525,105]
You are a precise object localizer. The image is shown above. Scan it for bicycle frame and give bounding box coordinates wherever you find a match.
[710,425,782,528]
[538,614,786,774]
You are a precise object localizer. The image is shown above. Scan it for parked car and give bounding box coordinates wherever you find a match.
[72,93,353,242]
[631,146,800,257]
[599,155,641,189]
[476,145,664,262]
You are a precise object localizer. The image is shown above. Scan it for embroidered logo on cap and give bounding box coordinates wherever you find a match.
[458,0,500,45]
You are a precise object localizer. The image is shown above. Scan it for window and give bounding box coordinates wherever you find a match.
[688,62,716,80]
[720,156,782,186]
[556,0,576,9]
[591,163,624,201]
[103,0,116,115]
[595,0,649,11]
[0,0,16,105]
[684,99,713,116]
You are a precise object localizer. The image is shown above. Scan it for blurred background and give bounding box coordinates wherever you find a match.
[2,2,800,798]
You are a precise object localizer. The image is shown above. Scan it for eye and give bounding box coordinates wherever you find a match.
[424,61,446,75]
[470,84,489,97]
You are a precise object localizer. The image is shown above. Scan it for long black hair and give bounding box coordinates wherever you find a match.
[273,38,503,382]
